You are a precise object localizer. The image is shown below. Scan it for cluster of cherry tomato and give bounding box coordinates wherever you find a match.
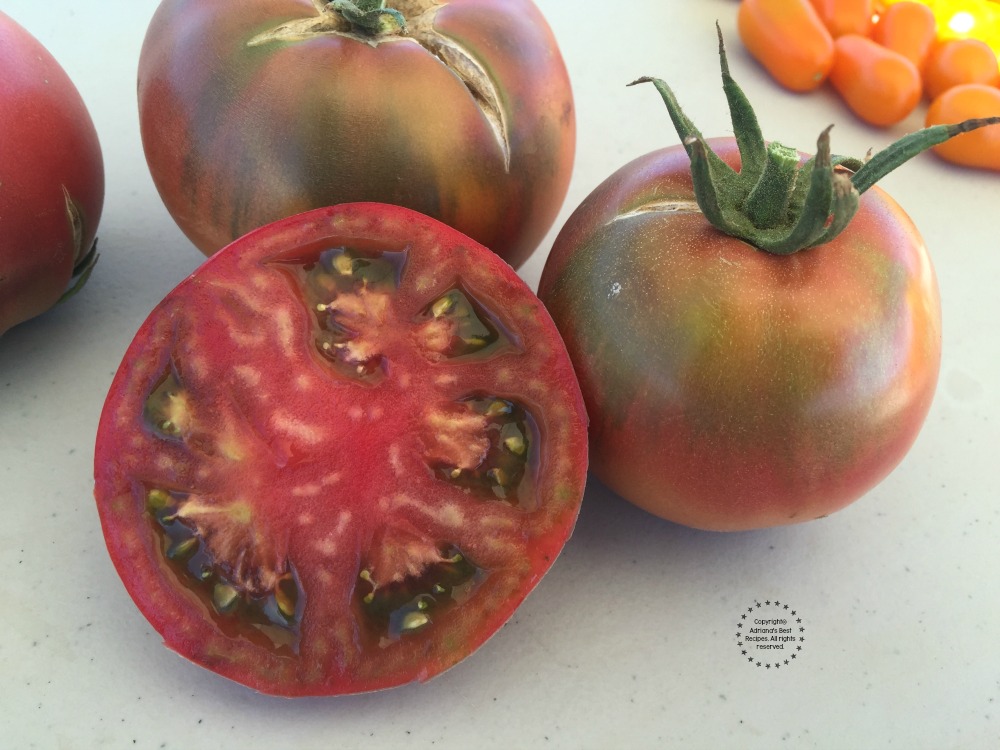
[738,0,1000,170]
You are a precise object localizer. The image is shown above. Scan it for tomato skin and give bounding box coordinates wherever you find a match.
[538,139,941,531]
[137,0,575,269]
[926,84,1000,170]
[0,11,104,335]
[94,203,588,696]
[737,0,835,92]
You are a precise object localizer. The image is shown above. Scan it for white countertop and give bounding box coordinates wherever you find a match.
[3,1,999,747]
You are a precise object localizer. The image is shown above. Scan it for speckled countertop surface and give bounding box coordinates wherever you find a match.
[3,1,999,748]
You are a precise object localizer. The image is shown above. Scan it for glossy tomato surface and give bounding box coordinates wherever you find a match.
[94,203,588,696]
[538,139,941,532]
[137,0,575,269]
[0,11,104,335]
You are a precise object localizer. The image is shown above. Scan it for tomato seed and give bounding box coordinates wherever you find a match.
[431,294,456,318]
[332,253,353,276]
[213,583,240,614]
[503,436,525,454]
[400,612,430,633]
[487,467,508,487]
[166,536,199,561]
[146,488,171,511]
[485,400,511,417]
[274,574,298,620]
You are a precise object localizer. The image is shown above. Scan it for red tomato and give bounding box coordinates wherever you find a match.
[0,11,104,335]
[137,0,575,270]
[93,203,588,696]
[538,40,949,531]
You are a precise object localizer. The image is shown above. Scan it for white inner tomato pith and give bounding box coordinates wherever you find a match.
[136,243,544,658]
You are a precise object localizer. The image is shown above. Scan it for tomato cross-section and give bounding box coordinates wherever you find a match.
[94,204,588,696]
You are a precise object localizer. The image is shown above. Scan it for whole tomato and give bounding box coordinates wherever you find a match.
[137,0,575,269]
[94,203,588,696]
[538,33,992,531]
[0,11,104,336]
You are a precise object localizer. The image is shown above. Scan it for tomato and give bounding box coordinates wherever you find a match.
[137,0,575,270]
[922,37,1000,101]
[926,84,1000,170]
[871,1,937,70]
[93,203,588,696]
[737,0,835,92]
[829,34,922,126]
[536,37,982,531]
[0,11,103,336]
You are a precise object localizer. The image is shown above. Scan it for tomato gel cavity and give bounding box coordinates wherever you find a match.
[94,204,588,696]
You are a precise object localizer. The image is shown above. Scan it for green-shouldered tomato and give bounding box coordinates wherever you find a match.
[539,29,995,531]
[137,0,575,269]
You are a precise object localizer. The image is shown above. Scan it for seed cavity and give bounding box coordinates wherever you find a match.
[144,370,192,439]
[144,487,304,651]
[357,545,481,643]
[416,287,516,361]
[279,244,407,385]
[424,396,537,509]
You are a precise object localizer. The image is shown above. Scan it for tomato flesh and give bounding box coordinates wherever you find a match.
[94,204,588,695]
[538,139,940,531]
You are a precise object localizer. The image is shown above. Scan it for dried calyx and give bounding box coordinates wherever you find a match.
[631,25,1000,255]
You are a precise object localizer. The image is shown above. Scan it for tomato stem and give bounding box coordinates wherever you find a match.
[850,118,1000,194]
[328,0,406,35]
[744,141,799,230]
[630,23,1000,254]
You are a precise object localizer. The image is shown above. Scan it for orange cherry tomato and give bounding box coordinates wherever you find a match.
[872,1,937,69]
[926,83,1000,170]
[738,0,834,92]
[810,0,874,37]
[923,38,1000,101]
[829,34,922,126]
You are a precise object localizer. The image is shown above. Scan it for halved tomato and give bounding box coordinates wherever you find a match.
[94,203,588,696]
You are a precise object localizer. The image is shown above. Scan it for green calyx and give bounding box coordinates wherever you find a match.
[58,239,99,305]
[630,25,1000,255]
[328,0,406,36]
